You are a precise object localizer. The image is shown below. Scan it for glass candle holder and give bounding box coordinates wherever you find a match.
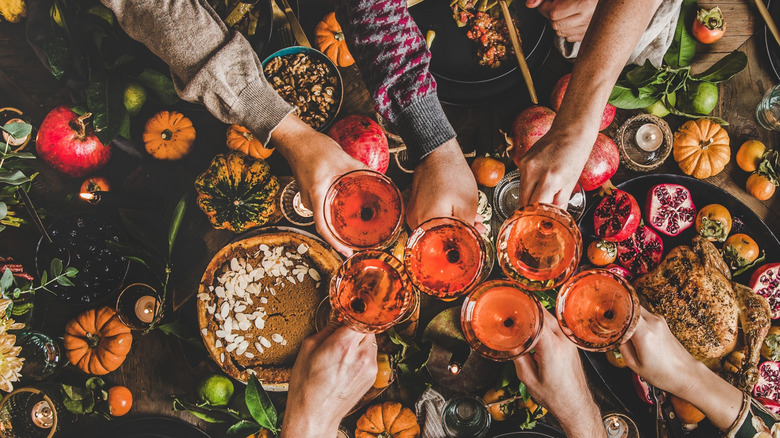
[17,332,61,383]
[0,385,69,438]
[116,283,163,330]
[404,217,487,301]
[616,114,673,172]
[757,84,780,131]
[441,395,491,438]
[496,203,582,291]
[492,170,587,222]
[329,251,414,333]
[323,170,404,251]
[556,268,640,352]
[279,179,315,226]
[461,280,544,361]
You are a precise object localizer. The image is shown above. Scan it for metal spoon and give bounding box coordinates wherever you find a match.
[17,187,71,267]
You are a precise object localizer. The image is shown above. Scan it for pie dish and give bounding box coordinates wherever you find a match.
[197,230,341,390]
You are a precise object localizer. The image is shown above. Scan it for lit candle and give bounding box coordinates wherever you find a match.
[635,123,663,152]
[134,295,159,324]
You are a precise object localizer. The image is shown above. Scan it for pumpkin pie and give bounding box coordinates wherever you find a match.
[197,231,341,388]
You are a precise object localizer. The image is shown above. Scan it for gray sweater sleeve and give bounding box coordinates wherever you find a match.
[101,0,293,144]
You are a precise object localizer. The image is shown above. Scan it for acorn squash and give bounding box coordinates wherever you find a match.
[194,152,279,233]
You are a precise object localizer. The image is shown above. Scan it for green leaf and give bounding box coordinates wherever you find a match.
[168,194,188,258]
[50,258,63,277]
[0,152,35,160]
[156,321,206,351]
[40,270,48,286]
[0,268,13,293]
[226,420,262,438]
[87,70,127,145]
[64,267,78,278]
[173,398,235,423]
[85,377,105,391]
[666,106,729,125]
[664,0,697,69]
[0,202,6,221]
[137,69,180,105]
[43,19,71,80]
[0,123,32,141]
[625,60,662,88]
[608,84,662,109]
[118,109,130,139]
[691,51,748,83]
[0,170,30,185]
[56,276,74,287]
[245,375,278,432]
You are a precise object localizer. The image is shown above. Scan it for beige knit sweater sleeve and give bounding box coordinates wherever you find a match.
[101,0,294,144]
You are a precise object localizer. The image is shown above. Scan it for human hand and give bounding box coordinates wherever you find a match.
[406,139,479,230]
[515,127,596,208]
[513,311,603,437]
[281,326,377,437]
[271,114,366,256]
[525,0,598,43]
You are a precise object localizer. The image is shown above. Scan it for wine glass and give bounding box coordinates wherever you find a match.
[329,250,414,333]
[556,268,640,352]
[404,217,487,301]
[461,280,544,361]
[323,169,404,251]
[496,203,582,291]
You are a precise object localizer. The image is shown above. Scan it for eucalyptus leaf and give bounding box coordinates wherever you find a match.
[87,70,127,145]
[64,267,78,277]
[137,69,180,105]
[691,51,748,83]
[168,194,188,258]
[0,123,32,141]
[0,202,6,221]
[40,271,48,286]
[50,258,63,277]
[0,170,30,185]
[0,268,13,293]
[245,375,278,432]
[56,276,74,287]
[664,0,697,69]
[226,420,262,438]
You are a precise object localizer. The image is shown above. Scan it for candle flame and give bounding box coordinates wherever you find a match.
[79,192,95,201]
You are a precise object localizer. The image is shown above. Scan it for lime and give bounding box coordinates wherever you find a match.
[86,4,116,25]
[197,374,234,406]
[678,82,719,115]
[645,99,670,118]
[123,81,147,116]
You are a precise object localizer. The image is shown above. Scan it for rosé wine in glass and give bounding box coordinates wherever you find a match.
[461,280,544,361]
[497,203,582,291]
[324,170,403,251]
[329,250,413,333]
[556,268,640,352]
[404,217,487,300]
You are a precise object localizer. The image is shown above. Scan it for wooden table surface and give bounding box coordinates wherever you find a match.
[1,1,779,436]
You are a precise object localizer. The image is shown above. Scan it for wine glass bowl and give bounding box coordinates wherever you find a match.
[461,280,544,361]
[496,203,582,291]
[404,217,486,300]
[329,250,414,334]
[556,268,640,352]
[323,170,404,251]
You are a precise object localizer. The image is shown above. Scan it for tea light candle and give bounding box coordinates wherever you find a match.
[134,295,158,324]
[635,123,663,152]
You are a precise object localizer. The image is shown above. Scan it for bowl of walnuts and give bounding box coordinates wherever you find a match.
[263,46,344,132]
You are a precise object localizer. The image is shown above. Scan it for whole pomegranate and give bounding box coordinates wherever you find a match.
[509,106,556,167]
[751,263,780,319]
[593,189,641,242]
[617,225,664,275]
[579,133,619,192]
[754,361,780,405]
[327,115,389,173]
[645,184,697,237]
[36,107,111,178]
[550,73,616,131]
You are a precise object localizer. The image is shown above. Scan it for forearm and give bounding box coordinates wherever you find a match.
[674,361,743,431]
[101,0,292,144]
[555,394,605,438]
[555,0,663,136]
[334,0,456,163]
[281,413,339,438]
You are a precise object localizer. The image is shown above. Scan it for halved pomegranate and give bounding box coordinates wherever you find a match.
[593,189,641,242]
[617,225,664,275]
[751,263,780,319]
[754,361,780,405]
[645,184,697,237]
[604,264,634,282]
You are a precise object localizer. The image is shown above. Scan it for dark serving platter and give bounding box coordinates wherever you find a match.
[765,0,780,82]
[409,0,552,105]
[578,174,780,436]
[88,416,211,438]
[490,422,565,437]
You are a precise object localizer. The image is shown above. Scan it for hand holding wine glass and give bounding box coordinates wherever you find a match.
[282,326,378,437]
[513,311,604,438]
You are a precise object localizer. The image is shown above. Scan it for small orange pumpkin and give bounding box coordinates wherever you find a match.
[315,12,354,67]
[63,307,132,375]
[355,401,420,438]
[143,111,196,160]
[226,125,274,159]
[672,119,730,179]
